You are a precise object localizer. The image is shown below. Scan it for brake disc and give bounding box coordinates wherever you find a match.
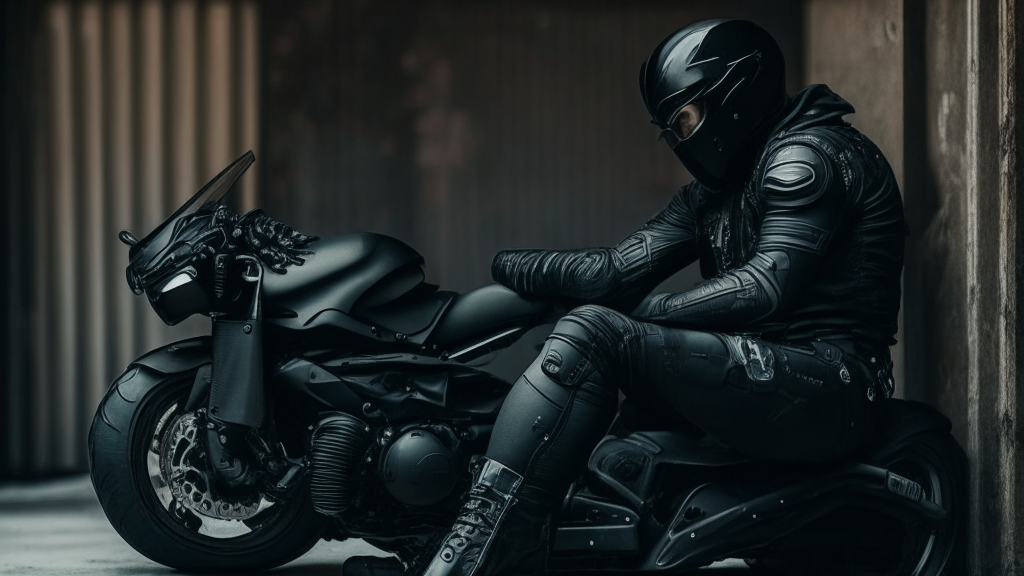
[158,411,262,521]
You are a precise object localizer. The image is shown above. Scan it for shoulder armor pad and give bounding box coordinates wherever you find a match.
[762,144,831,208]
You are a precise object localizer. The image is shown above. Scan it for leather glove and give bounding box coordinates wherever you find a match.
[231,209,319,272]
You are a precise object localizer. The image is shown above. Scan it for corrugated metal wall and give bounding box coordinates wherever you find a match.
[4,0,259,476]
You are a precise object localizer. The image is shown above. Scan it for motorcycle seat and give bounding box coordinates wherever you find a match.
[862,398,952,459]
[428,284,551,349]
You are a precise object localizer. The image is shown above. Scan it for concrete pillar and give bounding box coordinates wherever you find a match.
[901,0,1024,573]
[808,0,1024,572]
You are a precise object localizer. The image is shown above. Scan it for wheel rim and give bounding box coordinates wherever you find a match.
[889,456,945,576]
[146,400,280,540]
[845,447,952,576]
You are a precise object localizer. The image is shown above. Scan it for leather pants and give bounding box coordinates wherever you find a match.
[486,304,886,506]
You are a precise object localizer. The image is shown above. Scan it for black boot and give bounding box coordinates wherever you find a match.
[421,458,549,576]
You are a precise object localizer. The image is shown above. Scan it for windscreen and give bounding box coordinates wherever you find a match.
[132,150,255,260]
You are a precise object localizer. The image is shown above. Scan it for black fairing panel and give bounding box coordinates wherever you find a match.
[277,353,512,421]
[352,285,456,337]
[587,431,748,511]
[262,233,424,325]
[429,284,550,348]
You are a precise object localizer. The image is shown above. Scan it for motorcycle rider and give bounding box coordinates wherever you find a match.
[418,19,905,576]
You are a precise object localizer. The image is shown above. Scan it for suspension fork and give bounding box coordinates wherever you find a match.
[204,254,266,486]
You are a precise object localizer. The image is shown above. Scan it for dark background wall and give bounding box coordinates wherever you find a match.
[1,0,260,476]
[900,0,1024,571]
[2,0,37,483]
[259,0,803,294]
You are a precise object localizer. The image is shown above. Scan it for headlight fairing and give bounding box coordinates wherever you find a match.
[145,266,211,326]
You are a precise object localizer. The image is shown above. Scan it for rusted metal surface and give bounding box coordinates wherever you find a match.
[260,0,803,294]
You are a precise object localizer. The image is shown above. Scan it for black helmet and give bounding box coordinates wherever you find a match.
[640,19,786,190]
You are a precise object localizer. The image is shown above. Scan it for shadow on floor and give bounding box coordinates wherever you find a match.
[0,475,750,576]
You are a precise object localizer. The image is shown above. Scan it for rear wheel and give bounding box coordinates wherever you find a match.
[89,367,326,571]
[749,430,967,576]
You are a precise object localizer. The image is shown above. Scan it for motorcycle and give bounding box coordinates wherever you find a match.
[89,152,967,575]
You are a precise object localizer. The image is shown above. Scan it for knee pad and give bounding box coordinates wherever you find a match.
[535,336,595,387]
[488,306,626,476]
[533,304,640,394]
[541,306,621,385]
[552,303,638,379]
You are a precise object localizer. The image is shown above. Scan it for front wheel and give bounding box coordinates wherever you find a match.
[88,366,326,571]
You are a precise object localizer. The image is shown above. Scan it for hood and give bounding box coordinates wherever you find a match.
[768,84,855,137]
[696,85,853,193]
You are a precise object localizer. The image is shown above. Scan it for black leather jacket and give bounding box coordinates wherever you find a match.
[492,85,906,349]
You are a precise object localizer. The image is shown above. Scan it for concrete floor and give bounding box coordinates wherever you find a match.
[0,476,750,575]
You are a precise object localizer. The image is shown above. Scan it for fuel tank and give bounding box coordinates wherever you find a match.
[261,232,551,355]
[262,232,427,327]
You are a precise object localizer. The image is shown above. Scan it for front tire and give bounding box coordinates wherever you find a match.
[88,365,326,571]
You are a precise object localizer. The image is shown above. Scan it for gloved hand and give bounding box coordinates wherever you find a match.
[230,209,319,272]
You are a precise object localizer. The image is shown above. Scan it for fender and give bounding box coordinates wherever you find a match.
[98,337,213,435]
[130,336,212,374]
[863,398,953,462]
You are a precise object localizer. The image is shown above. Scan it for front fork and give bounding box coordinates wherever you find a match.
[204,255,267,486]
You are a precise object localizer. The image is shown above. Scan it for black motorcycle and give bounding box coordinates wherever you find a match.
[89,152,967,575]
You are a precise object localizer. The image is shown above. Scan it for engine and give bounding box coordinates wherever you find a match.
[381,428,458,506]
[309,412,371,516]
[310,413,471,515]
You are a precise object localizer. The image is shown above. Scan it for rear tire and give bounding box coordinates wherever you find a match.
[88,366,326,571]
[750,430,967,576]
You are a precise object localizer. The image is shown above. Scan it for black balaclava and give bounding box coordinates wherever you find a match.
[640,20,787,191]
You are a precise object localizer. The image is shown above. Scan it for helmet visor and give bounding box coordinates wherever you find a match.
[659,99,706,149]
[666,100,706,141]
